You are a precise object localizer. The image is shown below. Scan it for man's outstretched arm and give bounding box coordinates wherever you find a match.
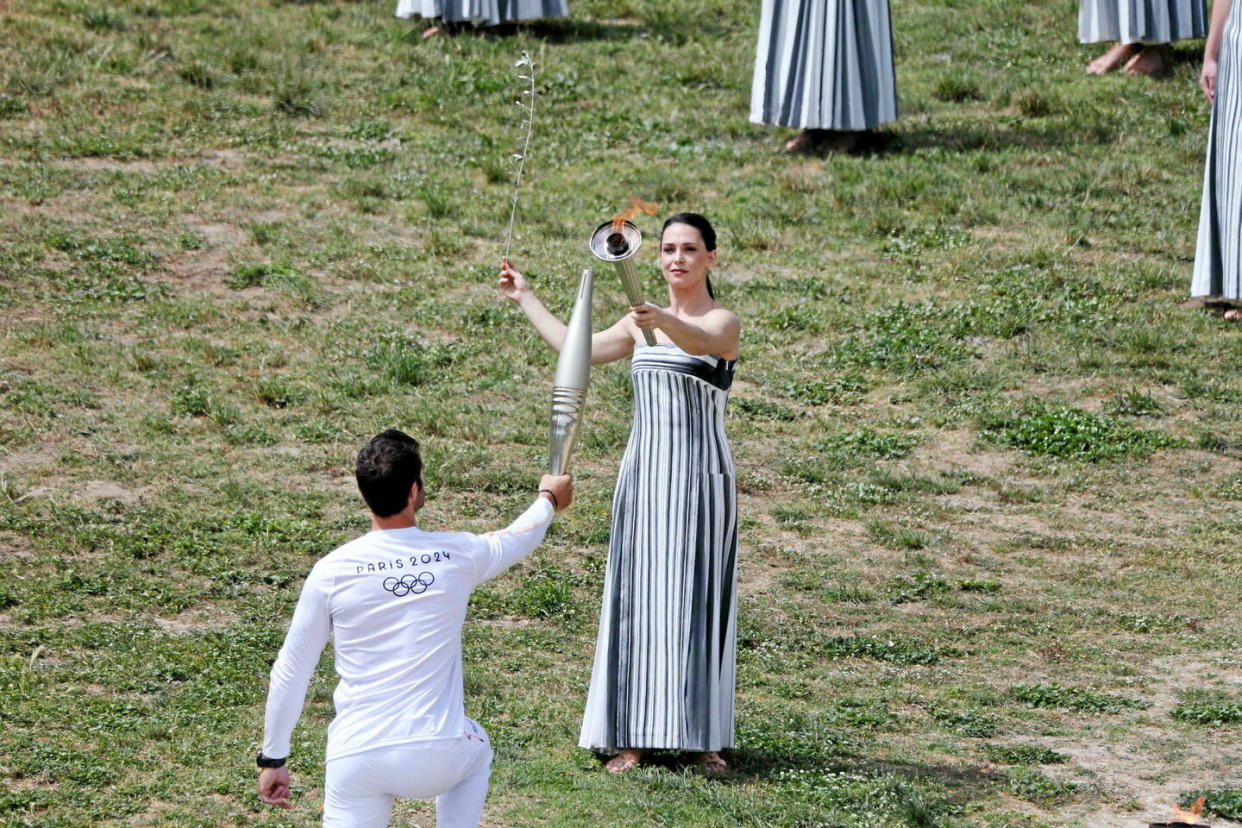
[474,474,573,584]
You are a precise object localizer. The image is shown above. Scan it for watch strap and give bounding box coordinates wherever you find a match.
[256,752,286,769]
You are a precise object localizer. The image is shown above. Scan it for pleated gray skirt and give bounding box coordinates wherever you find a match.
[579,345,738,753]
[1193,2,1242,300]
[750,0,896,131]
[1078,0,1206,44]
[395,0,566,26]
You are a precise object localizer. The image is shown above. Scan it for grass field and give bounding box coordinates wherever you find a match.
[3,0,1242,825]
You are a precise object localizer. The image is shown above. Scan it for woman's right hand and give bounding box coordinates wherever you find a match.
[498,257,531,303]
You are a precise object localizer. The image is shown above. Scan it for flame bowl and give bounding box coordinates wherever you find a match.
[589,220,642,263]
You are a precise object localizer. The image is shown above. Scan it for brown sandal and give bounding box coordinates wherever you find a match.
[696,751,727,773]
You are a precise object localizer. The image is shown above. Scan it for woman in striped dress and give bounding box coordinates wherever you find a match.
[1193,0,1242,312]
[396,0,567,36]
[1079,0,1207,75]
[498,213,740,774]
[750,0,897,153]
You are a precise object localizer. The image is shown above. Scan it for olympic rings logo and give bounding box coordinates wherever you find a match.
[382,572,435,597]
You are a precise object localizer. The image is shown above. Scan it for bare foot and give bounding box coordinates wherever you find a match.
[1123,43,1171,75]
[783,129,859,154]
[422,24,443,38]
[783,130,822,153]
[695,751,727,773]
[1086,42,1138,74]
[605,749,644,774]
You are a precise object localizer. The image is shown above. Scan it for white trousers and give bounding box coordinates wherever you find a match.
[322,721,493,828]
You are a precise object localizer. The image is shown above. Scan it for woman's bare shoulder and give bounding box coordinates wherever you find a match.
[703,305,740,329]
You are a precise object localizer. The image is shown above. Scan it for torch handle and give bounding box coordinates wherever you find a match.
[548,385,586,475]
[548,268,593,475]
[614,259,657,346]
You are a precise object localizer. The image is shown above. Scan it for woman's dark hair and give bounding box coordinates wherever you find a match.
[356,429,423,518]
[661,212,718,299]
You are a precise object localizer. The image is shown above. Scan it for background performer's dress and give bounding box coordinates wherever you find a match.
[750,0,897,131]
[1193,0,1242,300]
[1078,0,1206,44]
[395,0,566,26]
[579,344,738,752]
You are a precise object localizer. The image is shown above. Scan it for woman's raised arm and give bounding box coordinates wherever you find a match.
[499,257,569,351]
[500,258,635,364]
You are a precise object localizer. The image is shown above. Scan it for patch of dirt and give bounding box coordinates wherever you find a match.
[62,157,162,174]
[1,777,56,793]
[160,250,232,291]
[971,225,1028,249]
[0,196,98,226]
[358,221,424,248]
[151,607,230,634]
[1001,376,1103,406]
[54,151,249,174]
[945,655,1242,827]
[0,531,35,561]
[248,209,288,224]
[478,616,533,628]
[1068,241,1169,270]
[0,452,49,476]
[188,221,247,248]
[76,480,145,505]
[159,220,250,294]
[203,149,246,168]
[908,426,1015,480]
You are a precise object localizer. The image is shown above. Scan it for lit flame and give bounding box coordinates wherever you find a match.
[1169,795,1206,824]
[611,197,659,232]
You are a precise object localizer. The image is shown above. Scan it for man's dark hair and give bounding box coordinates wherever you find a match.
[356,429,423,518]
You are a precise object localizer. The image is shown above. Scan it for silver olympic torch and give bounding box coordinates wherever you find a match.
[548,268,594,475]
[589,220,656,347]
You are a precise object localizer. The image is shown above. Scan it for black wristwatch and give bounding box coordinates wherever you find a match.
[256,752,287,769]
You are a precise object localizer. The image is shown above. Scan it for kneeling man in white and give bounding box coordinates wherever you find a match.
[256,429,572,827]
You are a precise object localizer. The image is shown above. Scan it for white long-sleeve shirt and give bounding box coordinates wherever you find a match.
[262,497,554,762]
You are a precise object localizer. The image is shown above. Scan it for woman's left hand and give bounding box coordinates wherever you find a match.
[629,303,667,332]
[1202,57,1219,101]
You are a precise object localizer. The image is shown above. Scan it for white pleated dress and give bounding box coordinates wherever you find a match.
[1078,0,1206,44]
[750,0,897,132]
[1193,1,1242,300]
[579,345,738,753]
[395,0,566,26]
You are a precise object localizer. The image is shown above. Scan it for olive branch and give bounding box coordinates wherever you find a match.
[503,51,536,262]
